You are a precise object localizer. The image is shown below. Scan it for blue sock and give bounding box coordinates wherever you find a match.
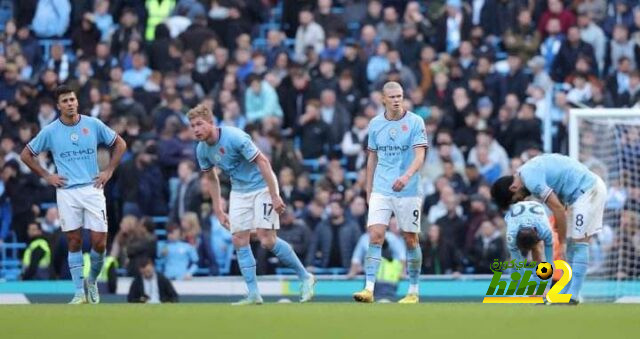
[567,242,589,301]
[68,251,84,295]
[88,249,105,284]
[364,244,382,291]
[236,246,259,297]
[271,238,309,280]
[407,246,422,294]
[560,242,574,295]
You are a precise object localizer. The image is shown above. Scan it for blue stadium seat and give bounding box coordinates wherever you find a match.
[39,39,73,62]
[0,234,26,280]
[0,0,13,31]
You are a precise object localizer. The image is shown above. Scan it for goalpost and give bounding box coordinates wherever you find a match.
[569,108,640,302]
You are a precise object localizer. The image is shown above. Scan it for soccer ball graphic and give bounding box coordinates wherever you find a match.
[536,262,553,280]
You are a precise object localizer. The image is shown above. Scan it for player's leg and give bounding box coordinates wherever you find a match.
[58,189,87,304]
[354,193,391,303]
[396,196,423,304]
[256,228,315,302]
[84,187,108,304]
[254,189,314,302]
[229,191,262,305]
[565,177,607,303]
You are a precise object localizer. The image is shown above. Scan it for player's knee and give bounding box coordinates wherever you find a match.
[92,242,106,253]
[368,228,385,245]
[404,234,419,249]
[232,233,250,248]
[67,237,82,252]
[259,235,276,250]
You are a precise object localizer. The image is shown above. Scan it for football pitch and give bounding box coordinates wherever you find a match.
[3,303,639,339]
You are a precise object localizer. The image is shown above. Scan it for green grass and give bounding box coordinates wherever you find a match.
[2,303,639,339]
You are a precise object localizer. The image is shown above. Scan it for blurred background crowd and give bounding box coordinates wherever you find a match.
[0,0,639,285]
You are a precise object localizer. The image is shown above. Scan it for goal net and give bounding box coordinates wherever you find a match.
[569,108,640,302]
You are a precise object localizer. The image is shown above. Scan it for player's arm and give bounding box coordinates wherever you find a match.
[20,148,66,187]
[95,135,127,188]
[254,152,285,214]
[365,150,378,201]
[206,169,229,228]
[392,146,426,192]
[545,192,567,247]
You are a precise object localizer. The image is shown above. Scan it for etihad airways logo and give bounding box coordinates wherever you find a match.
[60,148,96,159]
[377,145,410,152]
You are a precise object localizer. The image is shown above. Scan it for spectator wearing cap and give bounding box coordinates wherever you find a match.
[294,8,325,64]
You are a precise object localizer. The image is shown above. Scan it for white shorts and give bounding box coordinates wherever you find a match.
[367,193,422,233]
[57,185,108,233]
[229,188,280,234]
[568,176,607,239]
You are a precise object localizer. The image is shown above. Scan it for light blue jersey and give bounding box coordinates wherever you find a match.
[368,111,428,197]
[162,240,199,280]
[518,153,596,205]
[196,126,265,193]
[27,116,117,189]
[505,201,554,262]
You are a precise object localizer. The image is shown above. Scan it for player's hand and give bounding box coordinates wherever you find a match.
[392,174,410,192]
[217,212,230,229]
[45,174,67,188]
[94,169,113,189]
[272,195,286,215]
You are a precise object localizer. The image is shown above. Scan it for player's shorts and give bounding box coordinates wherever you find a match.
[57,185,108,233]
[568,176,607,239]
[229,187,280,234]
[367,193,422,233]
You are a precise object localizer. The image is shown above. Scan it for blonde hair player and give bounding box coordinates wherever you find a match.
[353,82,428,303]
[187,104,315,305]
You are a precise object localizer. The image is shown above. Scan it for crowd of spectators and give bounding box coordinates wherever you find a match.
[1,0,639,281]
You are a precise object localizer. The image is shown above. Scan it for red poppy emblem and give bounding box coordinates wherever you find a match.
[402,124,408,132]
[219,147,225,155]
[82,128,89,135]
